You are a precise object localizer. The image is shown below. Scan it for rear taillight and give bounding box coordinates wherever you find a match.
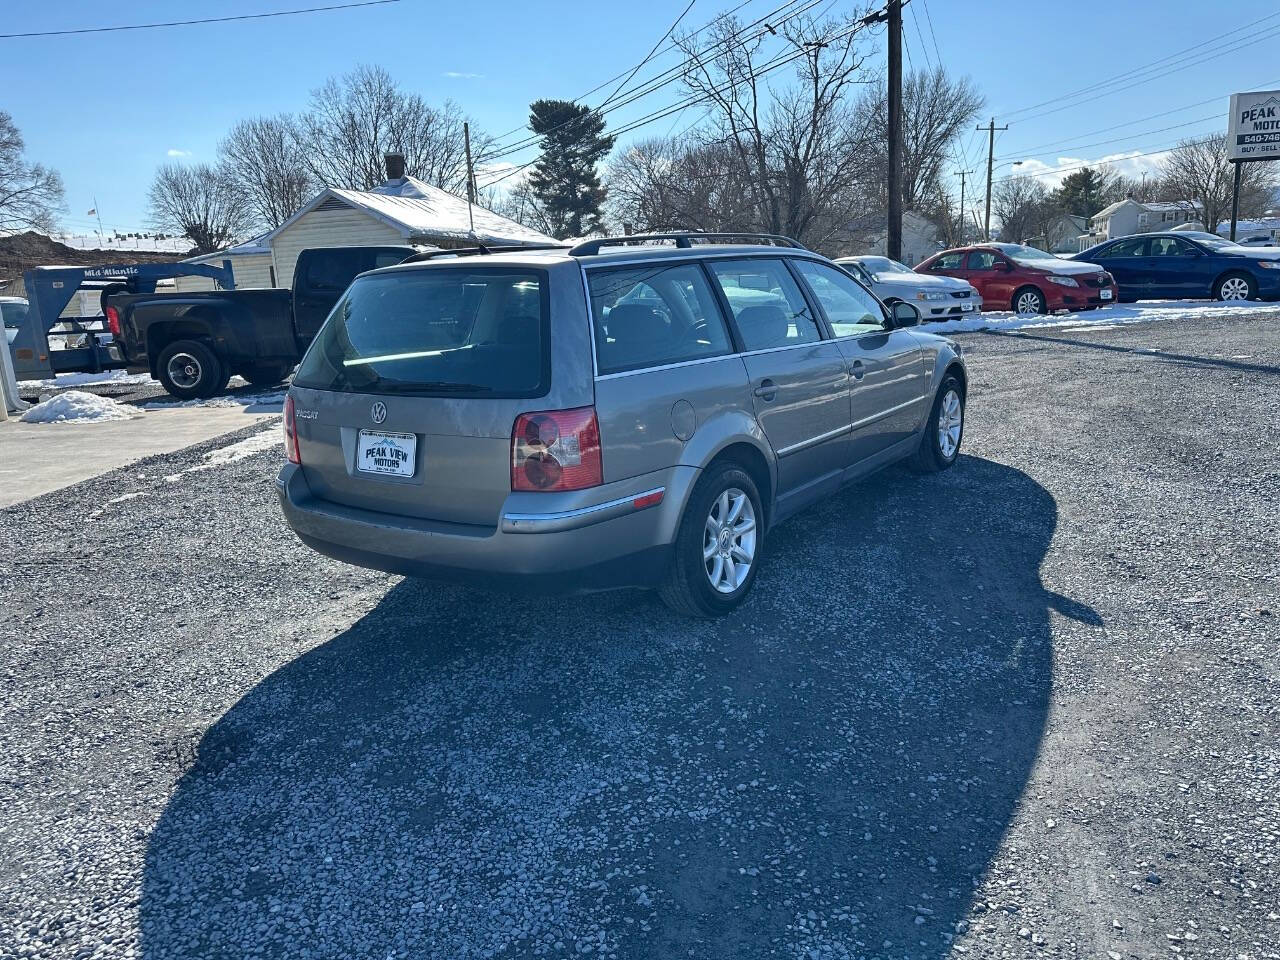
[105,305,121,337]
[511,406,602,492]
[283,394,301,464]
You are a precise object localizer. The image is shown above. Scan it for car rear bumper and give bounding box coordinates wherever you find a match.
[276,462,696,592]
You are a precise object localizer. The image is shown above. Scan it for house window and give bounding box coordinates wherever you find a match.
[1137,213,1150,226]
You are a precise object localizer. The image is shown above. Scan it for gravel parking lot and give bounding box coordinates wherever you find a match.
[1,314,1276,959]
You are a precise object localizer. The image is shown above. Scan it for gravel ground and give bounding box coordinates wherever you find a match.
[1,314,1276,959]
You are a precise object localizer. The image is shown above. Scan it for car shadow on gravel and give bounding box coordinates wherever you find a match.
[142,455,1094,959]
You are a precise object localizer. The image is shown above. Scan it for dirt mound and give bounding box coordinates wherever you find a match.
[0,231,189,277]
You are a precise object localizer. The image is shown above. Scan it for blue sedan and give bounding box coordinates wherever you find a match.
[1075,231,1280,302]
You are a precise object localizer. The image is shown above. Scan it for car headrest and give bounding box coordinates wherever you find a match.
[606,304,670,347]
[735,304,789,348]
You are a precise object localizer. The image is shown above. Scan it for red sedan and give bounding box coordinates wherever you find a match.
[917,243,1117,314]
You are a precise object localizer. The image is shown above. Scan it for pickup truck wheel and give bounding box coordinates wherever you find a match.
[239,363,293,387]
[157,340,225,400]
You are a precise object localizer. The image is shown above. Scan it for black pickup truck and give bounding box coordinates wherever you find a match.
[106,245,415,399]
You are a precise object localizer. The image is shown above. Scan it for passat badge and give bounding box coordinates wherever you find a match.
[370,401,387,425]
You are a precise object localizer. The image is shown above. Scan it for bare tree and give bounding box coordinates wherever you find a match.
[296,64,489,193]
[220,115,313,229]
[147,162,257,254]
[673,9,879,248]
[1158,134,1278,231]
[606,136,761,233]
[0,111,65,233]
[993,175,1052,243]
[861,67,985,210]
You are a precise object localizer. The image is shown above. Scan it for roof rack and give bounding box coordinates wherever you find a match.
[401,243,569,263]
[567,232,806,257]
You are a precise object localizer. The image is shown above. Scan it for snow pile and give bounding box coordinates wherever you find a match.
[161,422,283,482]
[19,390,139,423]
[926,298,1280,335]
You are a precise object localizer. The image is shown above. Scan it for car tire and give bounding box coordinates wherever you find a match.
[910,375,965,473]
[658,462,764,618]
[1215,272,1256,302]
[1012,286,1047,315]
[239,363,293,387]
[156,339,226,400]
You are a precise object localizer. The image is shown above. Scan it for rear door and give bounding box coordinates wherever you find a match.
[706,258,852,505]
[789,259,927,461]
[1091,236,1149,299]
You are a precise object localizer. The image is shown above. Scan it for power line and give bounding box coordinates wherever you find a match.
[997,113,1221,163]
[480,0,834,163]
[479,12,877,189]
[919,0,942,66]
[0,0,400,39]
[1002,12,1280,122]
[598,0,699,111]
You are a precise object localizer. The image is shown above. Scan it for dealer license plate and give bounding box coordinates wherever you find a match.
[356,430,417,477]
[1100,288,1113,300]
[960,302,974,312]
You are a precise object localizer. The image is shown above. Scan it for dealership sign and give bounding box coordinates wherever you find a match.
[1228,90,1280,161]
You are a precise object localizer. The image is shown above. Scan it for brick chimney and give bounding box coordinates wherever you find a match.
[384,151,406,182]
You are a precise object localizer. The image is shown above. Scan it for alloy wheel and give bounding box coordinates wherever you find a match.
[703,488,757,595]
[1015,291,1043,314]
[937,389,963,459]
[1219,277,1250,300]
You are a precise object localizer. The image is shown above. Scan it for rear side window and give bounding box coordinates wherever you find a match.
[706,258,821,351]
[588,263,733,375]
[294,267,548,397]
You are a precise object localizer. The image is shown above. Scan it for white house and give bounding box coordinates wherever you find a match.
[268,168,555,289]
[1079,199,1203,250]
[172,233,275,293]
[835,210,941,266]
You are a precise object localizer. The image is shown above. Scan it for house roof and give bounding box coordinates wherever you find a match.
[276,176,555,246]
[1092,198,1202,220]
[182,231,274,263]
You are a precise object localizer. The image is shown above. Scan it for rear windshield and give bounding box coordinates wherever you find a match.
[293,267,549,397]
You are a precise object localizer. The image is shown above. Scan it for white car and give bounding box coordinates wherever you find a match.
[836,256,981,321]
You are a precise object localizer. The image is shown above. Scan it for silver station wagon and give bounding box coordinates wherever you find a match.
[277,233,968,616]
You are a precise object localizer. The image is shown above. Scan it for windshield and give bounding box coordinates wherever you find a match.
[997,244,1059,261]
[293,267,549,397]
[1179,232,1235,250]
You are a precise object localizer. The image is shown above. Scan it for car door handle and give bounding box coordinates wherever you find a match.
[849,359,865,381]
[753,378,778,401]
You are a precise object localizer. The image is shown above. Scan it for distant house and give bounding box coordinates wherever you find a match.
[1022,214,1089,255]
[1079,199,1203,250]
[172,233,275,293]
[268,164,555,289]
[834,210,941,266]
[1216,216,1280,244]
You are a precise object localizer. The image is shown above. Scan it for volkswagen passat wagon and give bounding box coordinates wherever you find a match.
[278,233,968,617]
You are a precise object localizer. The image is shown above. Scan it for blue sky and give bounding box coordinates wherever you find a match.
[4,0,1280,237]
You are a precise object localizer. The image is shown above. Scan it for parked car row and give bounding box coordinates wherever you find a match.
[910,231,1280,314]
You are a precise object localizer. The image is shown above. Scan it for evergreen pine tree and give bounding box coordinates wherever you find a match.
[527,100,615,239]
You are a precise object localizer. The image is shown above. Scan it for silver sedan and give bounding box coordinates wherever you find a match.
[837,256,981,321]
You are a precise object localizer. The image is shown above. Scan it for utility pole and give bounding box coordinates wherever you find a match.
[463,121,477,236]
[958,170,972,243]
[886,0,903,261]
[977,117,1008,241]
[1229,160,1242,241]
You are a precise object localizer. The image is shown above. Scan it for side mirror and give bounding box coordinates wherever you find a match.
[997,261,1013,272]
[891,301,920,328]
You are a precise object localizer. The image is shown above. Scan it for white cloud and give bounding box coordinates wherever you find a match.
[1009,150,1170,189]
[166,148,192,158]
[442,71,483,79]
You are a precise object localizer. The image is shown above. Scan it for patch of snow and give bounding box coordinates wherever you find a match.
[106,491,148,505]
[160,422,284,484]
[924,298,1280,336]
[18,369,154,389]
[19,390,139,423]
[138,389,286,412]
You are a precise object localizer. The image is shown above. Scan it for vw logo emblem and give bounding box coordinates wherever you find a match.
[370,401,387,425]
